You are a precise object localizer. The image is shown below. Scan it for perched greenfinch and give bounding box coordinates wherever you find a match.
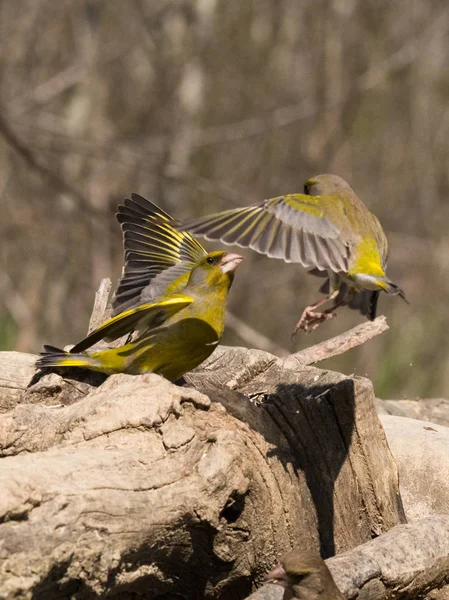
[112,194,209,315]
[265,550,345,600]
[36,196,243,381]
[181,174,407,334]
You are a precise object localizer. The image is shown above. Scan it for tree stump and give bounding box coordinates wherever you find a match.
[0,341,405,599]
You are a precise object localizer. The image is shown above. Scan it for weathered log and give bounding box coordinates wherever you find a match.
[380,415,449,522]
[0,342,405,598]
[377,397,449,428]
[0,351,37,412]
[187,344,406,556]
[248,515,449,600]
[1,279,446,597]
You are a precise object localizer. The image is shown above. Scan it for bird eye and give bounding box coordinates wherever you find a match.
[206,256,215,265]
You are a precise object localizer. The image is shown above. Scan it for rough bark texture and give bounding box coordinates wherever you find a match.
[0,344,405,599]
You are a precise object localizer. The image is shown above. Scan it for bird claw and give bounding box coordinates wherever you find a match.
[293,307,337,335]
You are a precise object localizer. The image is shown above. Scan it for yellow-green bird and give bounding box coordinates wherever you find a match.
[265,549,345,600]
[112,194,211,316]
[181,174,407,333]
[36,196,243,381]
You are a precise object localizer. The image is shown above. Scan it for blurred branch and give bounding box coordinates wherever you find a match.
[10,65,83,118]
[10,40,129,119]
[188,5,449,151]
[0,110,100,215]
[359,7,449,91]
[162,166,249,205]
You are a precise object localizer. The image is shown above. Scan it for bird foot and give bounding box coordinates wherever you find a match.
[293,307,337,335]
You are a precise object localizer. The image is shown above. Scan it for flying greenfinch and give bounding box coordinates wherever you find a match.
[181,174,407,334]
[36,196,243,381]
[265,549,345,600]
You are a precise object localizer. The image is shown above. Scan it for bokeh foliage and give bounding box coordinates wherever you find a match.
[0,0,447,398]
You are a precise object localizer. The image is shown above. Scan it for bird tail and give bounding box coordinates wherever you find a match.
[349,291,380,320]
[376,277,409,304]
[36,345,101,371]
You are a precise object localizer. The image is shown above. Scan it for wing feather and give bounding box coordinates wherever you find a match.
[113,195,206,314]
[71,296,193,353]
[182,193,350,273]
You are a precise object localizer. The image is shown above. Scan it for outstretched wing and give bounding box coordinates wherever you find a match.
[181,194,350,273]
[113,194,206,314]
[70,296,193,353]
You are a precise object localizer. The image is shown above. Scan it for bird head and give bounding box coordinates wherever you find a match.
[265,555,312,590]
[186,251,243,294]
[304,174,354,197]
[265,550,339,600]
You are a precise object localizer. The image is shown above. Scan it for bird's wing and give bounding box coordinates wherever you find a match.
[113,194,207,314]
[182,194,350,272]
[371,213,389,267]
[70,296,193,353]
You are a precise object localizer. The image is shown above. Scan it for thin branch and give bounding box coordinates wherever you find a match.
[285,316,389,367]
[0,110,100,215]
[88,278,112,334]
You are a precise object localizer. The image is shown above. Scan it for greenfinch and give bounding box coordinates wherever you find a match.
[181,174,407,333]
[112,194,209,315]
[36,196,243,381]
[265,549,345,600]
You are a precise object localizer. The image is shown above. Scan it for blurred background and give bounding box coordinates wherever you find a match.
[0,0,446,399]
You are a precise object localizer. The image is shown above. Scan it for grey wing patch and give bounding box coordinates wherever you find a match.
[139,264,191,303]
[113,263,193,315]
[182,197,350,272]
[266,196,340,237]
[113,194,206,315]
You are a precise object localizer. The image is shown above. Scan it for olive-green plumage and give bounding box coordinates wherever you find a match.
[36,196,243,381]
[112,193,209,316]
[181,174,407,332]
[265,549,345,600]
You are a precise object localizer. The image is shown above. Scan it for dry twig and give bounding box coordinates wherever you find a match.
[285,316,389,366]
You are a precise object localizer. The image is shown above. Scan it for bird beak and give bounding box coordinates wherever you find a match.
[264,564,288,588]
[219,253,243,274]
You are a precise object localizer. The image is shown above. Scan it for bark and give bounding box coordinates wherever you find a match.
[291,316,389,366]
[0,341,405,599]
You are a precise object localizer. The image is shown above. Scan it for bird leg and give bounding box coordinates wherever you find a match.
[293,297,334,335]
[294,291,347,335]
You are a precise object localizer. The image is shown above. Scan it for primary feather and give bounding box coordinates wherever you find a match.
[113,194,207,314]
